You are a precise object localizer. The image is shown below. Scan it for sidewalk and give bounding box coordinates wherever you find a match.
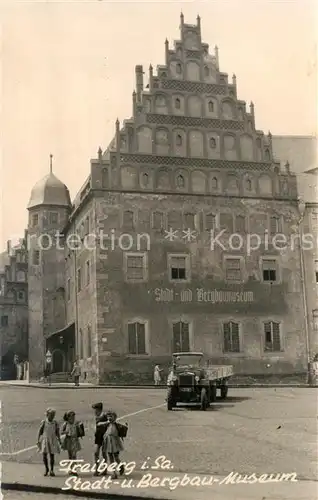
[0,380,316,389]
[1,461,317,500]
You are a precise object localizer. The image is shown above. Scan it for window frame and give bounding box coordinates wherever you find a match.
[168,253,191,283]
[122,210,135,229]
[126,318,150,357]
[222,320,241,353]
[260,257,280,284]
[1,315,9,327]
[124,252,148,283]
[169,317,193,353]
[224,256,244,283]
[32,213,39,227]
[262,320,283,353]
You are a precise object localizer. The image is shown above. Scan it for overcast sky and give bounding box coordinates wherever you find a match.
[1,0,317,247]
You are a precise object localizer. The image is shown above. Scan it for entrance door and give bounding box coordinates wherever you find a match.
[52,350,64,373]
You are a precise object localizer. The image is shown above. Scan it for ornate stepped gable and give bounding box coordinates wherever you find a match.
[88,14,296,200]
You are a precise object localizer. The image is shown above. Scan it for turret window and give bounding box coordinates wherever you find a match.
[49,212,58,224]
[176,134,183,146]
[176,63,182,74]
[209,137,216,149]
[32,214,39,227]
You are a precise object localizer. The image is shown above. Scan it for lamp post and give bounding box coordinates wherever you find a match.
[45,349,52,386]
[297,199,312,384]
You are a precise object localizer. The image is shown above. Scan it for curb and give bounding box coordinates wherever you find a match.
[0,383,316,389]
[1,482,170,500]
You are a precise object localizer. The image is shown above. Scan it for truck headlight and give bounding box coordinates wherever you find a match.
[195,375,200,382]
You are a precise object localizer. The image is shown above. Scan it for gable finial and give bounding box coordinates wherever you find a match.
[49,154,53,174]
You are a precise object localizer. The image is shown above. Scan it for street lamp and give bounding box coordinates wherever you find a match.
[45,349,52,386]
[297,199,312,384]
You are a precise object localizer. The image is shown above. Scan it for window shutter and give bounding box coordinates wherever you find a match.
[272,322,280,351]
[231,322,240,352]
[137,323,146,354]
[223,323,231,352]
[128,324,137,354]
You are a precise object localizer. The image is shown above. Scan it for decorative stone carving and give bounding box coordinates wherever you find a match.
[146,113,243,131]
[162,79,227,95]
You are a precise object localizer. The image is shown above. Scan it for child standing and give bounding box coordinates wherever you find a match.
[92,402,108,476]
[61,411,84,475]
[98,410,127,479]
[37,408,60,477]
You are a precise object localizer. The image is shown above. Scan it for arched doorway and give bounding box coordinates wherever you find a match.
[52,349,65,373]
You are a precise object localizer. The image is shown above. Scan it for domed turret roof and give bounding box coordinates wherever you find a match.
[28,172,71,209]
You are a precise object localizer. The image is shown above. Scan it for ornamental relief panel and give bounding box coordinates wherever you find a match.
[223,134,237,161]
[155,94,168,114]
[156,169,171,190]
[189,130,204,157]
[137,127,152,154]
[240,134,254,162]
[155,128,170,156]
[186,61,200,81]
[121,166,138,189]
[192,170,207,193]
[188,95,203,117]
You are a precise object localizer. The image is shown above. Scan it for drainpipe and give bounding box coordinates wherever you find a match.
[298,200,311,384]
[74,231,79,366]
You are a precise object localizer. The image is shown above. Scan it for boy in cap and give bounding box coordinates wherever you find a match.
[92,402,108,475]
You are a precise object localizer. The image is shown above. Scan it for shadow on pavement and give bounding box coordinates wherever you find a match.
[220,395,252,403]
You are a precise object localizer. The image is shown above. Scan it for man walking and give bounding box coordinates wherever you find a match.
[71,360,81,387]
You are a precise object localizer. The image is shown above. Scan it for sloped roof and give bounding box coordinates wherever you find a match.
[28,172,71,209]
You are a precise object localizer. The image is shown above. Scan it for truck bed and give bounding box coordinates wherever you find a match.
[205,365,233,380]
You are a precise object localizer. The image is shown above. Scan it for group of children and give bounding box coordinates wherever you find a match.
[37,403,128,478]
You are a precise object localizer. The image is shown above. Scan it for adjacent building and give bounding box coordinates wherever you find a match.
[1,15,316,383]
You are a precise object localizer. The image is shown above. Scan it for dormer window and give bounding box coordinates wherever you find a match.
[208,101,214,112]
[175,98,181,109]
[176,63,182,74]
[176,134,183,146]
[209,137,216,149]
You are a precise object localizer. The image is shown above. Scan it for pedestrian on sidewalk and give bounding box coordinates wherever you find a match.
[71,360,81,386]
[61,411,85,475]
[92,402,108,476]
[97,410,128,479]
[37,408,61,477]
[154,364,162,385]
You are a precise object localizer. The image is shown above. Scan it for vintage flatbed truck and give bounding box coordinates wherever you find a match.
[166,352,233,411]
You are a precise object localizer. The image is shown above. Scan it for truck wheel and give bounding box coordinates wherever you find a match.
[200,388,208,411]
[167,388,175,411]
[210,385,217,403]
[220,385,228,399]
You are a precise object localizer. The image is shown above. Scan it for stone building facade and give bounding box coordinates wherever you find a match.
[3,15,315,382]
[0,240,28,379]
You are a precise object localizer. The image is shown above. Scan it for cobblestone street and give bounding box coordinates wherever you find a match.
[0,386,317,482]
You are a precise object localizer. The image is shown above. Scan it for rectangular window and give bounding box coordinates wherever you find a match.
[262,259,278,282]
[86,260,90,286]
[223,322,240,352]
[67,278,71,301]
[123,211,134,229]
[270,216,282,234]
[77,268,82,292]
[169,255,188,281]
[264,321,281,351]
[225,258,242,281]
[128,322,147,354]
[183,213,195,230]
[126,254,146,281]
[32,214,39,227]
[315,260,318,284]
[172,321,190,352]
[152,211,164,230]
[49,212,58,224]
[235,215,246,233]
[220,213,233,232]
[33,250,40,266]
[18,291,24,301]
[1,315,8,327]
[205,213,216,231]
